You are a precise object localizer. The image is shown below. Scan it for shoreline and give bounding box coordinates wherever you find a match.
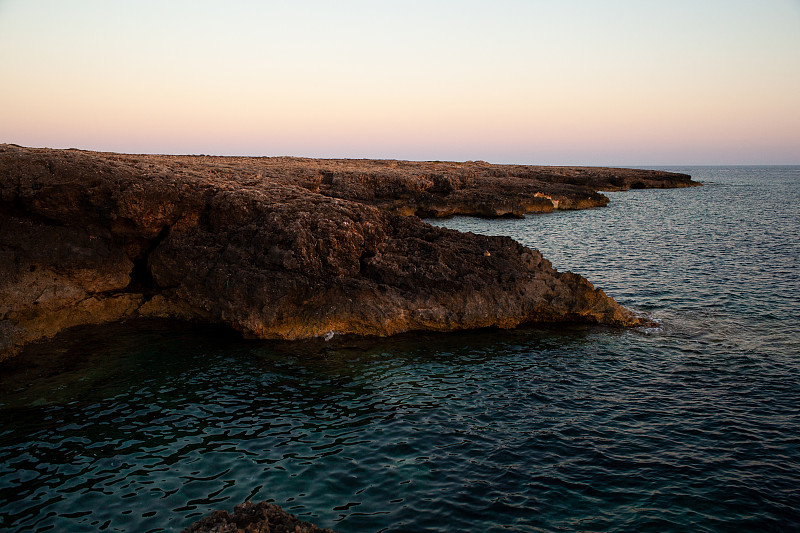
[0,144,699,360]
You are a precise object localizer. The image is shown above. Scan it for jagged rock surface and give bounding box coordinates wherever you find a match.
[182,501,335,533]
[0,144,697,359]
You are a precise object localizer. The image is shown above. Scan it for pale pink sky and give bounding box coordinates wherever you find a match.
[1,0,798,164]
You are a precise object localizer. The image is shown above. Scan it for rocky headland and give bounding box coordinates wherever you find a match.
[0,144,698,360]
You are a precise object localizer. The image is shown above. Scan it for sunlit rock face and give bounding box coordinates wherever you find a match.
[1,145,695,359]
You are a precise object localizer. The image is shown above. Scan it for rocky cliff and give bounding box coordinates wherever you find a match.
[0,144,697,359]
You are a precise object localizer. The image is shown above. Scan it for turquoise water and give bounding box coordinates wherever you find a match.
[1,167,799,532]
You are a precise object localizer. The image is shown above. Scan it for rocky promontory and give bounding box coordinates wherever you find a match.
[0,144,698,359]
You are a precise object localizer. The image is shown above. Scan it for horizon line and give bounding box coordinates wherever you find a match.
[4,142,799,168]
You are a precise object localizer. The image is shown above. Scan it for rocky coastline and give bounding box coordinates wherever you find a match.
[0,144,698,360]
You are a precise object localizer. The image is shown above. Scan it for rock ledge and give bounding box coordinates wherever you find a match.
[0,144,698,359]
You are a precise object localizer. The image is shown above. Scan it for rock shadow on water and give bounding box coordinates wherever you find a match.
[0,317,633,411]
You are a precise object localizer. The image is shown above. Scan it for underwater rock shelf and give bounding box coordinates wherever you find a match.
[0,144,698,359]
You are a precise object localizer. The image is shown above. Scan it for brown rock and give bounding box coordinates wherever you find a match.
[182,501,335,533]
[0,144,698,359]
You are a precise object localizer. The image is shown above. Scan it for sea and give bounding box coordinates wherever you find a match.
[1,166,799,532]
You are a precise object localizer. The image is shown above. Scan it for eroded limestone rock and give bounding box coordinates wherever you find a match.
[182,501,335,533]
[0,144,698,359]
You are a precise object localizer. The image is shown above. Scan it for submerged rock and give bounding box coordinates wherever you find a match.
[0,144,697,359]
[182,501,335,533]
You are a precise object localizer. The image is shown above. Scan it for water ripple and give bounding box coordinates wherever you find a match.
[2,167,800,531]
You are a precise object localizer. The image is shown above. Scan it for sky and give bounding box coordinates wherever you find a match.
[1,0,798,165]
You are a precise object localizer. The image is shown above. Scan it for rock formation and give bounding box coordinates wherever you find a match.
[0,144,698,359]
[182,501,335,533]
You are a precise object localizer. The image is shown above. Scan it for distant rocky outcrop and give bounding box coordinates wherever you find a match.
[0,144,698,359]
[182,501,335,533]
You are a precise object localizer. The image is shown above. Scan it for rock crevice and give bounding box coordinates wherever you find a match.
[123,224,172,298]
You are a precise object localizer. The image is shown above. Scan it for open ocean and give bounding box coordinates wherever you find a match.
[1,166,799,532]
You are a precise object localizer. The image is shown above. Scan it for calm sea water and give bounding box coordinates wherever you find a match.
[1,166,799,532]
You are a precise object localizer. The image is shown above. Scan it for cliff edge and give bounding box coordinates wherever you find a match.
[0,144,697,359]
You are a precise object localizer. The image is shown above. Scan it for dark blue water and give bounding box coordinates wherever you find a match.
[2,167,799,532]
